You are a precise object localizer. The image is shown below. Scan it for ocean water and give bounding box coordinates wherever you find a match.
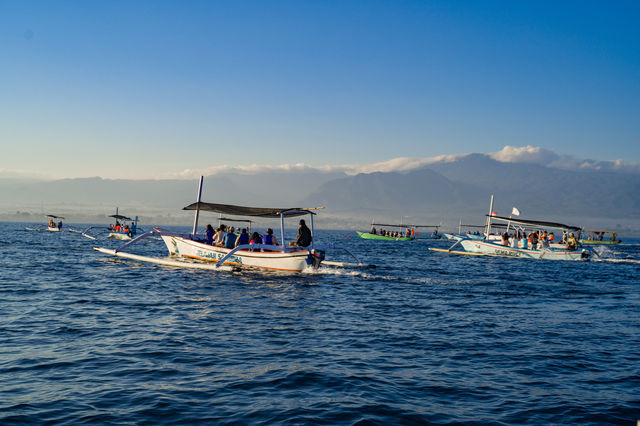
[1,222,639,425]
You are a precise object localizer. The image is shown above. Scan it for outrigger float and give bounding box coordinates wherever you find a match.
[430,196,591,261]
[94,177,368,272]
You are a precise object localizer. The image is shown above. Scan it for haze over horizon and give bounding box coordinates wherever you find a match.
[1,1,639,180]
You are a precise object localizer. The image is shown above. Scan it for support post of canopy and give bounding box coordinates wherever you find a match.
[310,212,315,249]
[485,194,494,239]
[280,213,286,253]
[191,176,204,236]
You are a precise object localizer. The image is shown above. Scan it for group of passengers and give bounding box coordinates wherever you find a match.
[499,229,578,251]
[370,227,411,238]
[204,224,278,250]
[202,219,312,251]
[48,219,63,229]
[109,221,135,236]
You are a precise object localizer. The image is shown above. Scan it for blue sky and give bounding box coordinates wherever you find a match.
[1,0,639,179]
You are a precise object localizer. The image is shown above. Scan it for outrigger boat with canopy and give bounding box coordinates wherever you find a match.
[26,214,65,232]
[71,208,142,240]
[93,177,366,272]
[357,223,442,241]
[431,196,591,261]
[579,229,621,245]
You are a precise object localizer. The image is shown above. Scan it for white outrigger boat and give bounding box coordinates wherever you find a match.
[72,208,142,241]
[431,196,590,261]
[26,214,65,232]
[94,177,365,272]
[106,209,140,240]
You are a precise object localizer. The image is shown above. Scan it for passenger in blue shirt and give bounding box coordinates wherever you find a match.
[223,229,237,248]
[205,224,215,245]
[235,228,250,247]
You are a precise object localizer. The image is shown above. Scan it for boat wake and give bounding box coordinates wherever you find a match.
[307,266,434,285]
[590,246,640,264]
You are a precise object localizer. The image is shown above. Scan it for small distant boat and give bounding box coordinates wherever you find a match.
[71,208,142,240]
[94,177,365,272]
[356,231,412,241]
[579,229,621,245]
[357,222,442,241]
[106,209,140,240]
[26,214,65,232]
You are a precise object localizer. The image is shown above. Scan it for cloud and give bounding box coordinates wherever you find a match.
[165,154,468,179]
[489,145,640,173]
[147,146,640,180]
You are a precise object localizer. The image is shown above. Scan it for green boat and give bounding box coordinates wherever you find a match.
[356,231,412,241]
[579,230,621,245]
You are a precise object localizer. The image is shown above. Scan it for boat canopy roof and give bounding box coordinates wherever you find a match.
[46,214,64,219]
[183,202,318,218]
[372,223,439,228]
[218,217,253,223]
[109,214,132,220]
[486,215,581,231]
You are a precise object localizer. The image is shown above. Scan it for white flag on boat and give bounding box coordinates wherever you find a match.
[512,207,520,216]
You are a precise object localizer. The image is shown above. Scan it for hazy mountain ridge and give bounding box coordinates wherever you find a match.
[1,155,639,229]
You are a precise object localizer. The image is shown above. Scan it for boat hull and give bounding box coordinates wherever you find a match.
[579,239,621,245]
[459,239,588,261]
[47,226,61,232]
[356,231,411,241]
[161,236,313,272]
[108,232,133,240]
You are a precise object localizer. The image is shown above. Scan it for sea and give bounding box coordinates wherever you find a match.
[1,221,639,425]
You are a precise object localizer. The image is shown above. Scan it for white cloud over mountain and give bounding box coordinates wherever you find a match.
[166,145,639,179]
[488,145,640,173]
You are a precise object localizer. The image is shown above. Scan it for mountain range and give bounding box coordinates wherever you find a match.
[2,154,639,230]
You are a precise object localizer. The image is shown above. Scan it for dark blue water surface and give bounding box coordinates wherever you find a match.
[1,222,639,425]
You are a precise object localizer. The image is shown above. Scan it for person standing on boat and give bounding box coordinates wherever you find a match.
[295,219,312,247]
[205,224,215,245]
[566,233,578,250]
[370,226,377,235]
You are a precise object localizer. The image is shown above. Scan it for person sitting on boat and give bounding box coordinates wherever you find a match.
[370,227,377,235]
[566,233,578,250]
[205,224,215,245]
[124,224,131,236]
[292,219,312,247]
[235,228,250,248]
[49,219,55,227]
[406,229,411,238]
[541,232,550,249]
[223,227,237,249]
[520,233,528,249]
[501,232,509,246]
[548,232,555,242]
[611,233,617,241]
[262,228,278,251]
[250,232,263,251]
[215,225,227,246]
